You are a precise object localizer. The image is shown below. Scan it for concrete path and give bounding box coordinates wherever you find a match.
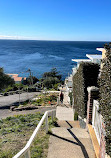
[56,106,74,121]
[48,106,95,158]
[59,86,71,107]
[63,91,70,106]
[48,120,95,158]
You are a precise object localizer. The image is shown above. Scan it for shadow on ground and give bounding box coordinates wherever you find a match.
[48,120,89,158]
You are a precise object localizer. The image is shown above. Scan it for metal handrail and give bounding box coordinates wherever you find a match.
[13,109,56,158]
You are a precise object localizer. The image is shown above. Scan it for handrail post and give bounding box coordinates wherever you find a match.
[57,98,59,105]
[51,111,54,121]
[25,149,31,158]
[45,114,48,133]
[54,110,56,117]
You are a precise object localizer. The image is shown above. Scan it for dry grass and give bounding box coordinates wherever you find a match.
[0,113,56,158]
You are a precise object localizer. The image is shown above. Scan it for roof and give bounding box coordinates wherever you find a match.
[7,73,27,82]
[8,74,18,77]
[14,77,22,82]
[86,54,102,60]
[96,48,104,52]
[72,59,91,63]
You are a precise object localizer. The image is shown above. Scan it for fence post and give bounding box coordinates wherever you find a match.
[51,111,54,122]
[45,114,48,133]
[57,98,59,105]
[25,149,31,158]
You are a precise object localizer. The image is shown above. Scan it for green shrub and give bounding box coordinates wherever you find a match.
[74,111,78,120]
[0,150,15,158]
[4,85,13,92]
[36,98,43,104]
[99,43,111,156]
[69,92,72,105]
[43,97,50,102]
[0,68,15,92]
[54,83,59,90]
[49,95,57,101]
[73,62,100,118]
[42,68,62,89]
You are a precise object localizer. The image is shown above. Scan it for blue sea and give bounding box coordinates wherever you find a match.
[0,40,106,79]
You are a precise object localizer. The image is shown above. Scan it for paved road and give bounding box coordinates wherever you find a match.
[0,92,56,119]
[0,92,40,108]
[0,106,56,119]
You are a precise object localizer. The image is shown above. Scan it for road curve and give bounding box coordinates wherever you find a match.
[0,92,40,108]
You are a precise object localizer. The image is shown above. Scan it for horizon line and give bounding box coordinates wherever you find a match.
[0,38,110,42]
[0,35,110,42]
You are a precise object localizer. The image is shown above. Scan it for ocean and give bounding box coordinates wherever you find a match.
[0,40,106,79]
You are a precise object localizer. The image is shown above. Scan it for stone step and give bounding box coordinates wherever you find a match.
[48,127,95,158]
[57,120,80,128]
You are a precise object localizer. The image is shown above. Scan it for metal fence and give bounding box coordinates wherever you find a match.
[13,109,56,158]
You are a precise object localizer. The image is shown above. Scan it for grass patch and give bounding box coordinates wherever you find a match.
[31,131,49,158]
[17,93,59,108]
[0,113,56,158]
[28,93,58,107]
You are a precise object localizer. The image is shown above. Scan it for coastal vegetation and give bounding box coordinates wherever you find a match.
[2,68,62,94]
[74,111,78,121]
[3,83,27,92]
[31,93,58,106]
[18,92,58,108]
[69,92,73,105]
[41,68,62,89]
[0,113,57,158]
[23,76,39,85]
[0,68,14,92]
[99,43,111,156]
[73,62,100,118]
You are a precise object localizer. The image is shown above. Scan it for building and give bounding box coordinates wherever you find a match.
[64,48,102,105]
[8,74,26,84]
[72,53,102,76]
[72,47,110,158]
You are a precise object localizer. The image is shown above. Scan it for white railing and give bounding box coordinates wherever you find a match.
[92,100,102,145]
[13,109,56,158]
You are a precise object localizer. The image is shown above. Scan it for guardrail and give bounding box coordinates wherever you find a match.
[13,109,56,158]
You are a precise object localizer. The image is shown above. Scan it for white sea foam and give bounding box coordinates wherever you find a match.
[49,55,64,60]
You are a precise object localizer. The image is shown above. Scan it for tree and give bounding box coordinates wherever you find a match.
[42,68,62,89]
[23,76,39,85]
[42,68,62,80]
[0,68,15,91]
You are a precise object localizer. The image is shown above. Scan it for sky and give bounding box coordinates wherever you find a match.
[0,0,111,41]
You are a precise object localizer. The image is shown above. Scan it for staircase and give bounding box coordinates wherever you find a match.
[47,106,95,158]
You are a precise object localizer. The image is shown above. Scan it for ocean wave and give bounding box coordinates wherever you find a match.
[49,55,64,60]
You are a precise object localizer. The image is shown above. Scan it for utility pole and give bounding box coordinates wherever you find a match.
[19,86,20,106]
[31,72,33,85]
[27,69,33,86]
